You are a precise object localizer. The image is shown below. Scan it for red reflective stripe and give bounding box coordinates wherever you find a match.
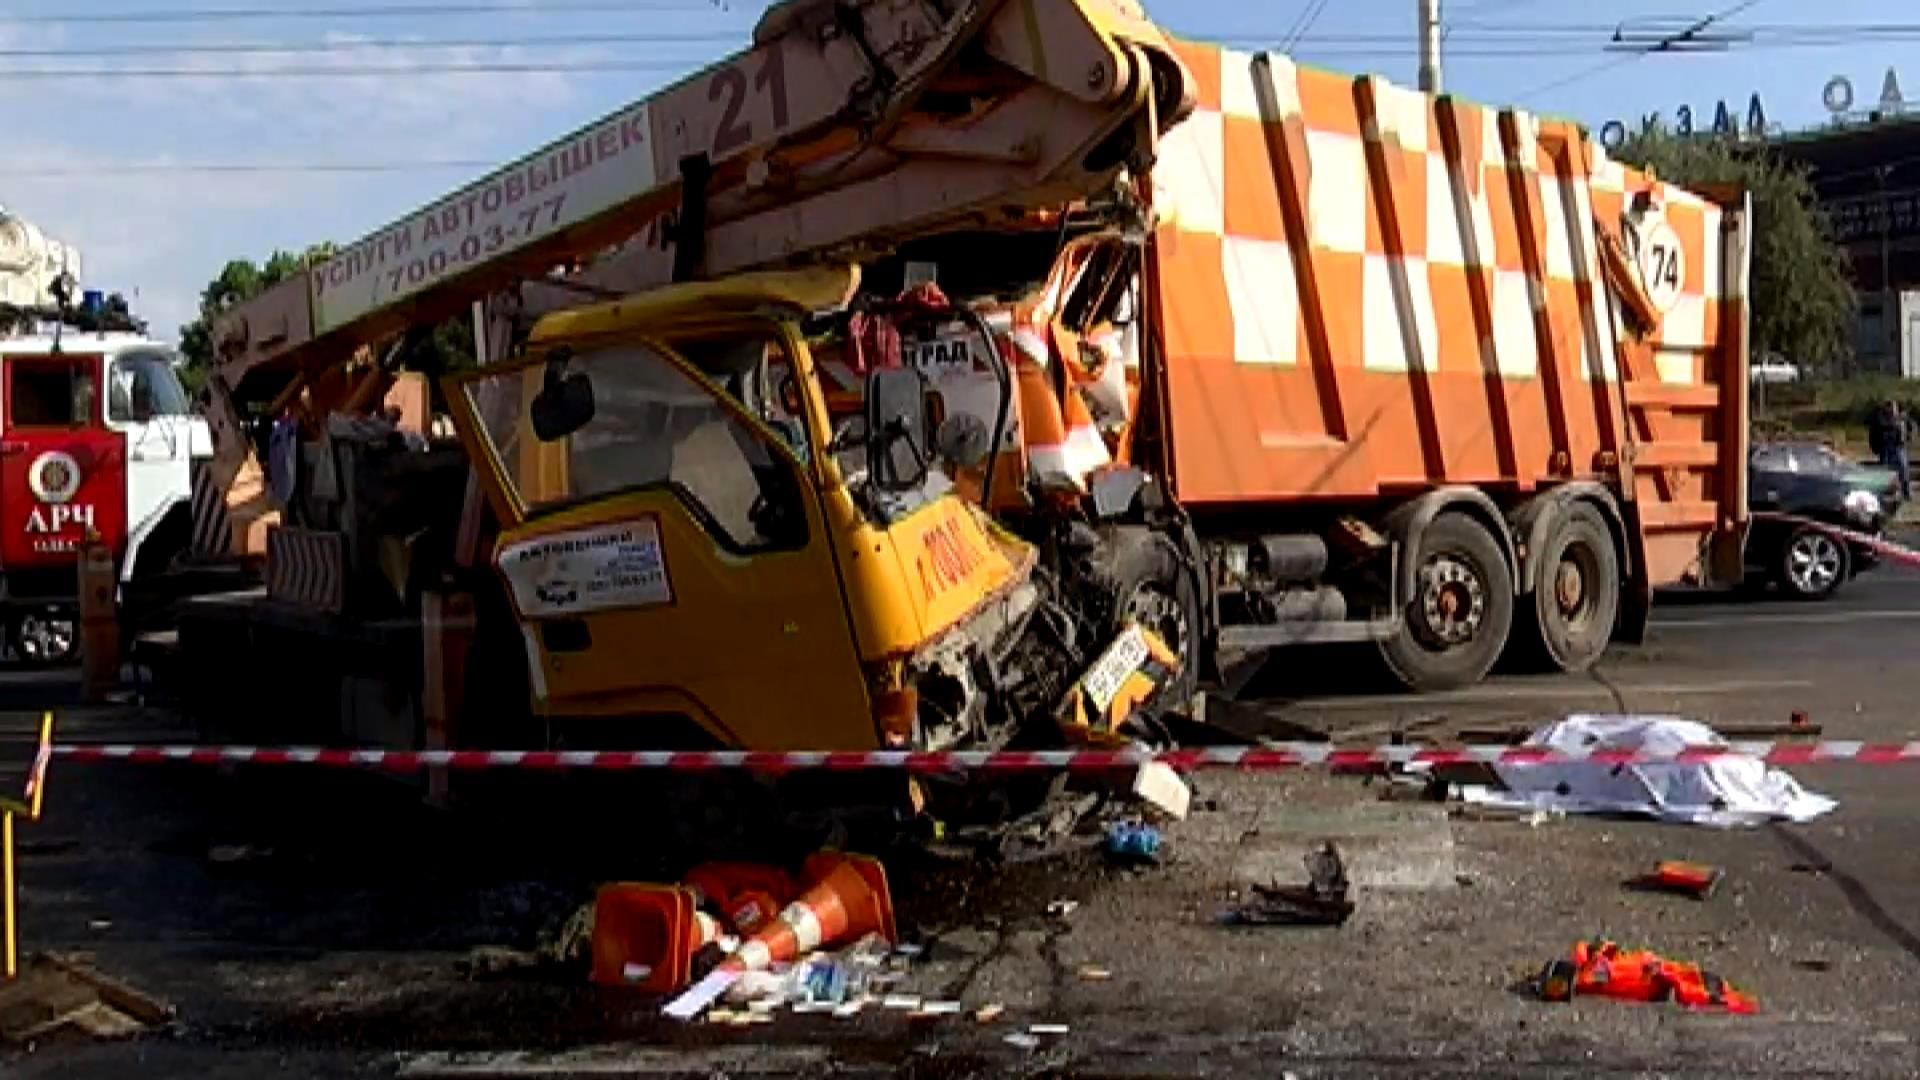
[1761,744,1818,766]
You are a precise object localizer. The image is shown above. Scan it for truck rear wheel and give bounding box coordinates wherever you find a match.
[1518,503,1620,673]
[1379,512,1513,692]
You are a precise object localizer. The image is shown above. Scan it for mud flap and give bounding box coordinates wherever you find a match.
[1614,568,1653,645]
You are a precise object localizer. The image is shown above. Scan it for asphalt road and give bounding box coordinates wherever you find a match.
[6,566,1920,1078]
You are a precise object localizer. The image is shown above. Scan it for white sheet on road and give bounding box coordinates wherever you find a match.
[1461,714,1838,828]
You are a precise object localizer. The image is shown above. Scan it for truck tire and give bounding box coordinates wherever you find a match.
[1379,512,1513,692]
[1098,528,1202,713]
[1776,524,1848,601]
[1515,503,1620,673]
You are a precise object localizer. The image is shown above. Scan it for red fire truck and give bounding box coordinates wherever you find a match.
[0,326,209,662]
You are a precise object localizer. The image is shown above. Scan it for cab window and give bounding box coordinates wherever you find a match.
[465,339,808,553]
[109,352,192,422]
[7,359,98,428]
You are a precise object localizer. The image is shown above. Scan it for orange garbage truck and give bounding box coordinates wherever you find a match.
[779,38,1754,694]
[183,1,1748,792]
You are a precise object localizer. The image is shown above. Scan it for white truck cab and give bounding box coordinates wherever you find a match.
[0,330,211,661]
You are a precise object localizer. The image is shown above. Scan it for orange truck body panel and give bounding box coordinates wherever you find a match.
[1143,41,1748,587]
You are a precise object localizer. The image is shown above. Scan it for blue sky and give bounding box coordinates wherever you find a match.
[2,0,1914,343]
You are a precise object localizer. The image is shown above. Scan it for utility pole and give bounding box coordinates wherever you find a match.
[1418,0,1442,94]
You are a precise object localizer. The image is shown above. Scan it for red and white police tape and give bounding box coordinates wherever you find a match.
[45,741,1920,772]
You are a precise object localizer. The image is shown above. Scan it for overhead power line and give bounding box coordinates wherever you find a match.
[0,60,702,79]
[0,162,497,177]
[0,2,706,25]
[1513,0,1768,100]
[0,33,743,58]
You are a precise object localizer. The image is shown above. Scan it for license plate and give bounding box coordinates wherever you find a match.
[1081,625,1151,715]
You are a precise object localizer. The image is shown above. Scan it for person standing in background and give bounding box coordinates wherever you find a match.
[1870,399,1914,501]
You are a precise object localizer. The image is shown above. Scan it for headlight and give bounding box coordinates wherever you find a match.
[1844,488,1882,524]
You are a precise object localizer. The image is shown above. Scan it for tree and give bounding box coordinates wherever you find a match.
[1612,130,1856,375]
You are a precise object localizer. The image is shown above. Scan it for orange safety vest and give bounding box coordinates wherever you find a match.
[1566,939,1757,1014]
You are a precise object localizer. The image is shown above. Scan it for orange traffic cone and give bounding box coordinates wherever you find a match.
[664,852,896,1019]
[682,862,798,936]
[591,884,722,994]
[729,852,897,973]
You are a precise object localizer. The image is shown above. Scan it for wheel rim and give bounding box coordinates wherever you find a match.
[1417,554,1486,647]
[1552,541,1602,632]
[1124,583,1189,667]
[17,613,76,662]
[1787,532,1843,593]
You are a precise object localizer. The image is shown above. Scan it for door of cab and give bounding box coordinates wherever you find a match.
[450,338,877,752]
[105,350,193,554]
[0,353,128,572]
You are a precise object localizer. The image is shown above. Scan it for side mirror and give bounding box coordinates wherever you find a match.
[529,348,595,442]
[865,366,930,490]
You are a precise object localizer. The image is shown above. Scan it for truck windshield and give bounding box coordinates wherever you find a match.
[464,339,809,552]
[109,351,193,420]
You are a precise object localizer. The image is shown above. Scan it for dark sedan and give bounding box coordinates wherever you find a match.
[1745,441,1903,600]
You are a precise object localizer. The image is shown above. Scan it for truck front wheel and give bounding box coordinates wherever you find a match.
[1379,512,1513,692]
[1099,528,1202,712]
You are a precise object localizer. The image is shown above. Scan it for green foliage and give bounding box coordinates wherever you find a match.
[1612,130,1856,375]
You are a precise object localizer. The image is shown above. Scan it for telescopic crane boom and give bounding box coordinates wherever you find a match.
[211,0,1193,396]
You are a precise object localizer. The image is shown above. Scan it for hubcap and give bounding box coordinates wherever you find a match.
[1419,555,1485,646]
[1787,533,1842,593]
[1554,559,1585,614]
[16,613,76,663]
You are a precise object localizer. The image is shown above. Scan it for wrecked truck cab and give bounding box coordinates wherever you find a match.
[443,265,1171,770]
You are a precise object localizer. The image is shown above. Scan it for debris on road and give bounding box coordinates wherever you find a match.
[1531,939,1757,1013]
[1627,860,1726,900]
[1103,820,1162,865]
[0,952,173,1043]
[1131,761,1192,821]
[1219,842,1354,927]
[1029,1022,1070,1035]
[663,851,896,1021]
[1457,715,1837,826]
[974,1003,1005,1023]
[1045,899,1078,918]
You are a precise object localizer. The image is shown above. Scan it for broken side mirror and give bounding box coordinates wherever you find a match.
[529,347,595,442]
[865,365,930,491]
